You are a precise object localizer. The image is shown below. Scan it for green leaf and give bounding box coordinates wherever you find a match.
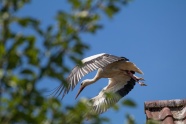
[0,43,6,58]
[17,18,30,27]
[25,48,39,65]
[68,0,81,9]
[112,104,119,111]
[7,51,20,69]
[122,99,136,107]
[104,4,120,18]
[20,69,34,75]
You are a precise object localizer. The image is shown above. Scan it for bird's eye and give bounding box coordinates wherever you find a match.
[81,83,83,85]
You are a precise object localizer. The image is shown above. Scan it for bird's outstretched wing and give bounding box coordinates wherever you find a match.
[53,53,129,99]
[90,76,135,114]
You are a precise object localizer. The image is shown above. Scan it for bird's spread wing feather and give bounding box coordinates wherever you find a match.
[90,76,135,114]
[53,53,128,98]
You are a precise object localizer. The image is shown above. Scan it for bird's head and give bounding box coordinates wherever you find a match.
[75,79,92,99]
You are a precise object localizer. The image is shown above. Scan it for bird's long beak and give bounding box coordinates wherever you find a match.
[75,85,85,99]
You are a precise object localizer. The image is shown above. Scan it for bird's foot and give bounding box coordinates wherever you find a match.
[133,75,145,81]
[134,76,147,86]
[126,71,147,86]
[138,82,147,86]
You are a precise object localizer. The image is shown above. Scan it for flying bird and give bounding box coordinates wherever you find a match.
[54,53,146,114]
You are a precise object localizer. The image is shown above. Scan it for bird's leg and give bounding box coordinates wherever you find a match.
[126,71,147,86]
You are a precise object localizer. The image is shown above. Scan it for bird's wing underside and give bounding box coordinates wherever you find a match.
[90,76,136,114]
[53,53,128,98]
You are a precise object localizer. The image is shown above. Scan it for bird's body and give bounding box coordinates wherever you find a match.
[54,53,146,114]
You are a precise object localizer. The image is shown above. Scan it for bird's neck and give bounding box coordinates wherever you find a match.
[86,77,100,86]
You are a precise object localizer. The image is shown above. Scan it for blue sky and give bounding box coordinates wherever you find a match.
[18,0,186,123]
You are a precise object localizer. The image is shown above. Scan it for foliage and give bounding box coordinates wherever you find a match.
[122,99,136,107]
[125,114,135,124]
[0,0,134,124]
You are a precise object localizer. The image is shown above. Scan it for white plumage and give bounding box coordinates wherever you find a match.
[82,53,105,63]
[54,53,146,114]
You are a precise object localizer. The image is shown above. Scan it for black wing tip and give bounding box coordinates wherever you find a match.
[116,78,135,97]
[120,56,129,61]
[107,53,129,61]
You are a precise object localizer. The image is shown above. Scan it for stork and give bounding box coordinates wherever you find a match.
[54,53,146,114]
